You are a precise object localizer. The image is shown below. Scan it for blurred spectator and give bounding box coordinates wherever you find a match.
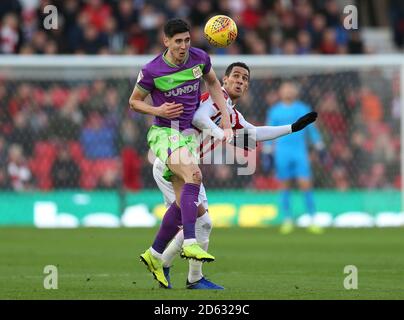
[7,144,32,191]
[9,111,34,157]
[164,0,189,20]
[317,91,346,138]
[122,147,142,191]
[360,87,383,123]
[297,30,312,54]
[189,0,214,27]
[51,148,80,189]
[362,162,391,189]
[115,0,138,33]
[128,23,148,54]
[347,30,365,54]
[104,88,121,128]
[0,0,379,55]
[308,13,326,51]
[0,0,22,21]
[104,17,124,54]
[138,3,165,48]
[331,166,350,191]
[241,0,262,30]
[79,24,108,54]
[83,79,107,115]
[50,91,83,140]
[319,28,338,54]
[97,168,119,189]
[0,135,7,167]
[80,112,117,159]
[282,38,298,55]
[82,0,112,32]
[0,13,20,53]
[0,166,11,189]
[0,136,10,190]
[269,30,283,54]
[389,0,404,49]
[31,30,47,54]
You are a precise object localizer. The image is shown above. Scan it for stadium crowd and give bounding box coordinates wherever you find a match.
[0,0,401,191]
[3,0,404,55]
[0,71,400,192]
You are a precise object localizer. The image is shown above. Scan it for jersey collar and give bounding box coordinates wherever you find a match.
[162,49,190,68]
[221,87,235,108]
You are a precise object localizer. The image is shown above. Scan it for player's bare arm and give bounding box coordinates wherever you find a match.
[129,86,184,119]
[203,68,233,141]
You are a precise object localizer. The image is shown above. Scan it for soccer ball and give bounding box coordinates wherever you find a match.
[204,15,238,48]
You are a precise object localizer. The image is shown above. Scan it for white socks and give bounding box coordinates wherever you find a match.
[183,238,197,247]
[161,211,213,283]
[150,247,162,260]
[188,212,212,283]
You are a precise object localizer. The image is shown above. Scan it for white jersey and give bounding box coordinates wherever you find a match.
[193,88,255,158]
[153,87,292,210]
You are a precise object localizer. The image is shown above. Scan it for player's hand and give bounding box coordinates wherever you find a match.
[291,112,317,132]
[156,102,183,119]
[220,117,233,142]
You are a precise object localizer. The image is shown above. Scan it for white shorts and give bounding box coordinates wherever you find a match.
[152,158,209,210]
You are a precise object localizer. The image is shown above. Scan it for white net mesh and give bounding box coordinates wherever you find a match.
[0,56,401,201]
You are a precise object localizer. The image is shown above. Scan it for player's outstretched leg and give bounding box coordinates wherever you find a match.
[140,202,181,288]
[279,189,294,234]
[299,180,324,235]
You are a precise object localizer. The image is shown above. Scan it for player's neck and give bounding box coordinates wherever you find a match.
[229,95,239,105]
[164,50,186,66]
[223,87,239,105]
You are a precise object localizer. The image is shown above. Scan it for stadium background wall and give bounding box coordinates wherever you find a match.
[0,190,401,228]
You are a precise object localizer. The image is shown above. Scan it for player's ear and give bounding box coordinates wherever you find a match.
[222,75,228,86]
[163,35,170,47]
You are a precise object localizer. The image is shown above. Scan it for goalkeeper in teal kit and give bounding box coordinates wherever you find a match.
[262,81,325,234]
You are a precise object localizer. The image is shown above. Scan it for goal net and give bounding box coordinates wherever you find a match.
[0,55,402,227]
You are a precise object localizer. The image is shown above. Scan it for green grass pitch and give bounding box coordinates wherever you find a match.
[1,227,403,299]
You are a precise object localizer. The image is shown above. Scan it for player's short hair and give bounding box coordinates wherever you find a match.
[225,62,250,80]
[164,19,190,38]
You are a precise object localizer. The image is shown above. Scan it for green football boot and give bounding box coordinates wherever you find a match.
[307,224,324,235]
[180,243,215,262]
[280,221,294,235]
[139,249,169,288]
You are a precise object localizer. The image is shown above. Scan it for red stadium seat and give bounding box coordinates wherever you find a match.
[68,141,84,162]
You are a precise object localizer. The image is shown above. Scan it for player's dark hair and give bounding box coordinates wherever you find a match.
[225,62,250,80]
[164,19,190,38]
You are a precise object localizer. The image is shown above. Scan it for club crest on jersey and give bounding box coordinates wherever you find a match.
[192,66,203,79]
[168,134,179,143]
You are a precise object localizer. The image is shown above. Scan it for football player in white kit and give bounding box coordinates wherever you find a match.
[152,62,318,289]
